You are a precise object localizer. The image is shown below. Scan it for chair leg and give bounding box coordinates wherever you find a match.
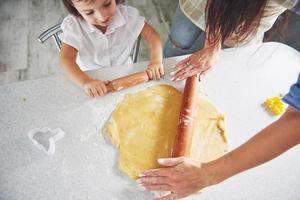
[53,34,62,51]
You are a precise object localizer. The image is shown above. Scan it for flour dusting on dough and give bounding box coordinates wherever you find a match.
[124,131,135,145]
[153,95,164,104]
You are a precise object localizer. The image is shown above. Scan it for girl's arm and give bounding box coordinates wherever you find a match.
[60,43,108,97]
[140,22,164,80]
[60,43,91,87]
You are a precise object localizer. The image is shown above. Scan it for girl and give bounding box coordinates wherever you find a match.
[60,0,164,97]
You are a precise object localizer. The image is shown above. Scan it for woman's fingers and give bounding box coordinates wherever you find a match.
[171,48,218,81]
[139,167,171,177]
[172,64,195,81]
[177,67,200,81]
[138,176,171,186]
[138,157,208,200]
[172,56,202,80]
[155,192,179,200]
[173,61,189,74]
[143,184,172,192]
[174,56,191,68]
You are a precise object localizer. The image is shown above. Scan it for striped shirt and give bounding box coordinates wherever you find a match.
[179,0,299,47]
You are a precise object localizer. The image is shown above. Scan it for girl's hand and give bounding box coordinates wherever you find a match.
[170,47,220,81]
[137,157,216,200]
[82,79,109,97]
[147,62,165,80]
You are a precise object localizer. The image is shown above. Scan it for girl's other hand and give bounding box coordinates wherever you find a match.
[147,62,165,80]
[82,79,109,97]
[170,47,220,81]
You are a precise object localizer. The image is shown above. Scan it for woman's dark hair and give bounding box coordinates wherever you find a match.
[62,0,125,17]
[205,0,268,47]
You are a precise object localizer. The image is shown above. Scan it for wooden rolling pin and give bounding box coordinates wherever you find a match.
[172,75,198,157]
[105,71,150,92]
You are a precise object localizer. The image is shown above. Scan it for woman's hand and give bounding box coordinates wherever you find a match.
[82,79,109,97]
[137,157,216,200]
[147,62,165,80]
[170,46,220,82]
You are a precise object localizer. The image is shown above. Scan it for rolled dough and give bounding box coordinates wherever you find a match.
[105,84,228,179]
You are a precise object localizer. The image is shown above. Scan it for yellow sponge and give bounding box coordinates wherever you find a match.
[264,96,285,116]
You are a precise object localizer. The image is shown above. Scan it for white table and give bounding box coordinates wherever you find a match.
[0,42,299,200]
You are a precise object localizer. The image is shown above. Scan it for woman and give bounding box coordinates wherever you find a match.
[137,0,300,199]
[166,0,300,81]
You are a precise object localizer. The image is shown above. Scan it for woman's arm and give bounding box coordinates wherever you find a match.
[60,43,108,97]
[138,106,300,200]
[211,106,300,184]
[140,22,164,80]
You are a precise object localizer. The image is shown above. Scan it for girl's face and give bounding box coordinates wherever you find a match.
[73,0,117,28]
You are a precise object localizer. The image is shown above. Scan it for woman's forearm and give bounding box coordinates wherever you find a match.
[210,107,300,185]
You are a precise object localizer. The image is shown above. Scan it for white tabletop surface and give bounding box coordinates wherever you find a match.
[0,42,299,200]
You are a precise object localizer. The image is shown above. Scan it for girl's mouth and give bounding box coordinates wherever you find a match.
[100,18,110,24]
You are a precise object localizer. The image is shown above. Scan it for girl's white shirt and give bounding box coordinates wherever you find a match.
[61,5,145,71]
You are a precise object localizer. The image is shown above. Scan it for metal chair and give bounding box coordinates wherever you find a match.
[37,23,141,63]
[37,23,63,51]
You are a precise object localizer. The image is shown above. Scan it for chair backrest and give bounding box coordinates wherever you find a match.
[37,23,141,63]
[37,23,63,51]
